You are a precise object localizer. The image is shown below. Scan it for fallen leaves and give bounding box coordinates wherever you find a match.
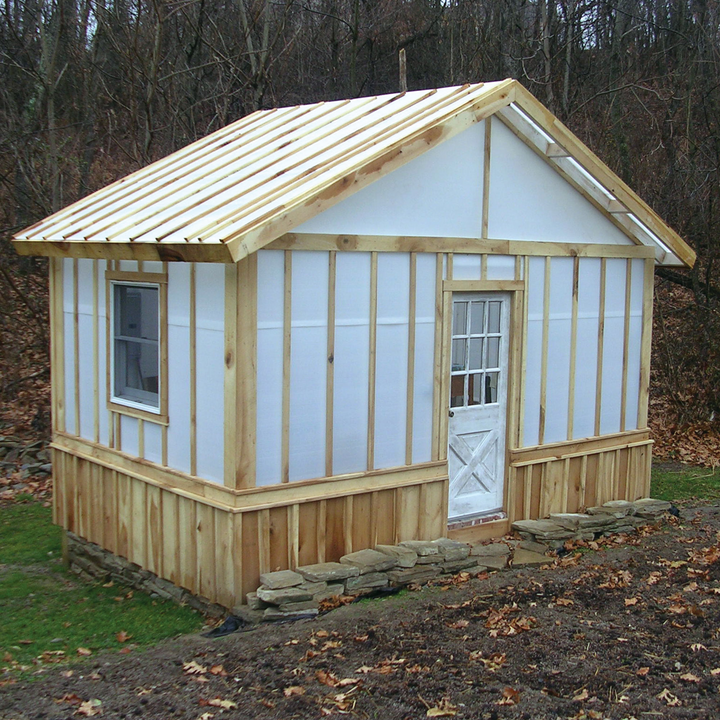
[283,686,305,697]
[115,631,131,643]
[76,647,92,657]
[425,698,458,716]
[497,686,521,706]
[657,688,682,706]
[481,605,537,637]
[77,699,103,717]
[183,660,207,675]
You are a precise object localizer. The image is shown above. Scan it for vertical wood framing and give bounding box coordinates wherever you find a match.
[281,251,292,483]
[73,258,80,436]
[405,252,417,465]
[325,252,336,476]
[438,287,453,462]
[481,116,492,238]
[637,258,654,427]
[224,264,238,484]
[431,254,444,460]
[92,260,99,443]
[518,256,530,445]
[567,256,579,440]
[50,257,66,434]
[235,255,257,488]
[190,263,197,475]
[538,257,551,444]
[367,251,378,470]
[620,258,632,432]
[105,266,113,447]
[137,419,145,458]
[594,259,607,436]
[481,254,488,280]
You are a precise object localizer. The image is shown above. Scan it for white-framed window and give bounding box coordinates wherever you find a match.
[106,270,168,423]
[113,283,160,408]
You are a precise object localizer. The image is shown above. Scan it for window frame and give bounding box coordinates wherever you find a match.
[106,269,169,425]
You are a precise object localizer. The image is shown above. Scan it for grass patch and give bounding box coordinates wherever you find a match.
[651,464,720,503]
[0,501,203,675]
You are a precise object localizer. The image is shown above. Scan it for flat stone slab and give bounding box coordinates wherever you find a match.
[297,562,360,583]
[387,565,441,585]
[313,583,345,602]
[441,557,480,573]
[345,572,389,591]
[512,519,574,539]
[275,599,318,612]
[299,580,327,594]
[257,585,313,605]
[375,544,418,568]
[471,542,511,557]
[263,606,319,621]
[512,548,550,566]
[476,555,507,569]
[634,498,671,510]
[549,513,617,530]
[432,538,470,561]
[340,548,396,574]
[398,540,440,556]
[259,569,304,590]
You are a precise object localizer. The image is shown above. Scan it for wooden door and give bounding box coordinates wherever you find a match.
[447,293,510,520]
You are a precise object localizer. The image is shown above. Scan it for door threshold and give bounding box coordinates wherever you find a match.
[447,510,507,532]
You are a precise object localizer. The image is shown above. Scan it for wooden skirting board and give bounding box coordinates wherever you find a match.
[52,443,448,608]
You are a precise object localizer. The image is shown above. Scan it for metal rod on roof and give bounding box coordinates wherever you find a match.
[399,48,407,92]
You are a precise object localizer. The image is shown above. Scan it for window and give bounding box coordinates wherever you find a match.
[107,270,168,422]
[450,298,503,408]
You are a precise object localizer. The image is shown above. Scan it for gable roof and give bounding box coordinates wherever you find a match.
[13,80,694,267]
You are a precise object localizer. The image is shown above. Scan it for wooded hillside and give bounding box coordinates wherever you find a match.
[1,0,718,461]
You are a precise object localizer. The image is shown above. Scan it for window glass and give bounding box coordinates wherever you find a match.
[113,284,160,409]
[488,301,501,333]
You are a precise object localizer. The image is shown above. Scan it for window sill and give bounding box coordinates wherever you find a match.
[107,400,169,426]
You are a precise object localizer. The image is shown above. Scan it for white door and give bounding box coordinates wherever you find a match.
[447,293,510,520]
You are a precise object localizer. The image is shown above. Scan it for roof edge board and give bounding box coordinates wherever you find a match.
[224,79,518,262]
[510,84,695,268]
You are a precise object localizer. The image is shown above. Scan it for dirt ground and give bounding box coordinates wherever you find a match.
[1,505,719,720]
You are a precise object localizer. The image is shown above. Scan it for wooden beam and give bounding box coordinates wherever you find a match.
[269,233,656,259]
[431,254,443,461]
[325,251,336,476]
[620,259,632,432]
[190,263,197,476]
[93,260,99,443]
[481,117,491,239]
[567,256,579,440]
[538,257,551,445]
[442,279,523,292]
[49,257,66,434]
[73,259,80,437]
[594,259,607,437]
[637,258,654,428]
[367,252,378,470]
[405,252,417,465]
[224,264,238,486]
[282,251,292,483]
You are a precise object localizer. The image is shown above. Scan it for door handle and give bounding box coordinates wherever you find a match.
[448,410,454,418]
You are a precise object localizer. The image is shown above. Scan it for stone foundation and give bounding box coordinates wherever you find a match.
[65,532,227,617]
[66,497,671,622]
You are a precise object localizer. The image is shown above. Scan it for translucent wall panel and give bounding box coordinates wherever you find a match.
[333,252,371,475]
[76,259,95,441]
[289,251,328,481]
[600,259,626,435]
[256,250,285,485]
[62,259,76,435]
[522,257,545,446]
[625,258,645,430]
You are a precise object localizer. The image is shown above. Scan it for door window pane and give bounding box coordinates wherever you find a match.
[486,337,500,368]
[453,301,468,335]
[470,301,485,334]
[488,301,501,333]
[468,338,483,370]
[485,372,499,404]
[468,373,483,406]
[451,338,466,372]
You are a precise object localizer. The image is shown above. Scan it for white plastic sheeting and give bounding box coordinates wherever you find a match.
[61,258,225,484]
[522,257,546,446]
[488,121,632,246]
[600,259,627,435]
[294,122,485,238]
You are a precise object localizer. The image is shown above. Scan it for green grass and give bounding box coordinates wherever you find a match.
[0,501,203,675]
[651,464,720,503]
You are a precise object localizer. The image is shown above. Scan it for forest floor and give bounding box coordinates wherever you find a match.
[1,503,719,720]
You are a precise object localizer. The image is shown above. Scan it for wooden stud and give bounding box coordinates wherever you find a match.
[637,258,654,427]
[446,252,454,280]
[73,259,80,436]
[343,496,354,553]
[282,251,292,483]
[235,254,258,488]
[579,454,588,509]
[438,288,453,462]
[405,252,417,465]
[367,252,378,471]
[518,257,529,446]
[190,263,197,475]
[538,257,551,445]
[443,279,523,292]
[594,259,607,436]
[137,419,145,459]
[50,258,66,434]
[161,426,168,466]
[325,252,336,476]
[567,256,579,440]
[431,254,444,461]
[223,263,238,485]
[482,116,492,239]
[317,500,327,563]
[288,503,300,569]
[620,259,632,432]
[258,509,271,575]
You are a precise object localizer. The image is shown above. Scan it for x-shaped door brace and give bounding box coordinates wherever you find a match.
[449,429,498,498]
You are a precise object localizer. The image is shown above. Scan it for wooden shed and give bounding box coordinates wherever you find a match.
[13,79,695,609]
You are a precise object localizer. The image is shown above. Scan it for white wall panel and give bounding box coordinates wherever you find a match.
[118,260,138,272]
[97,261,109,445]
[333,253,371,475]
[487,255,516,280]
[522,257,545,446]
[488,121,632,246]
[63,260,75,434]
[543,257,573,443]
[625,258,645,430]
[600,259,626,434]
[194,263,225,484]
[573,258,601,439]
[453,254,482,280]
[289,251,328,481]
[166,263,191,474]
[77,312,94,440]
[374,253,410,469]
[120,414,139,457]
[412,253,436,463]
[293,122,485,238]
[256,250,284,485]
[143,421,163,464]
